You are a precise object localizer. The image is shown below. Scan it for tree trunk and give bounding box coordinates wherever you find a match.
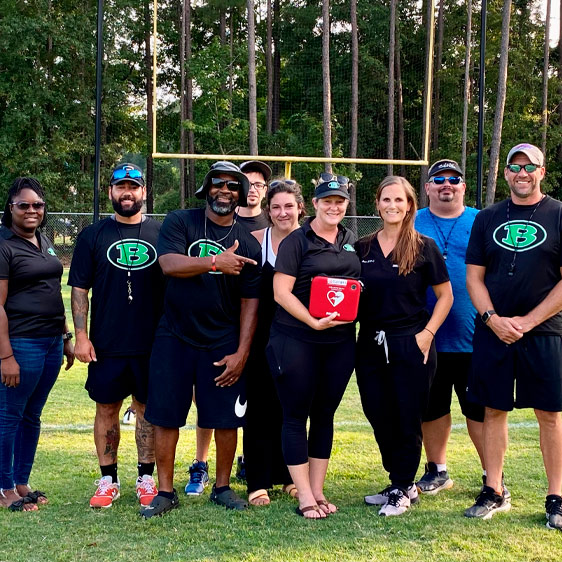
[144,0,154,213]
[266,0,273,134]
[228,11,234,125]
[272,0,281,133]
[541,0,551,156]
[432,0,445,151]
[387,0,396,176]
[558,0,562,162]
[247,0,258,155]
[180,0,187,208]
[461,0,473,174]
[485,0,512,207]
[395,13,406,177]
[419,0,433,207]
[349,0,358,232]
[322,0,332,173]
[186,0,195,199]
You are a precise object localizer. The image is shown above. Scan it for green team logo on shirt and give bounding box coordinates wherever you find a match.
[492,220,547,252]
[187,239,227,275]
[106,239,157,270]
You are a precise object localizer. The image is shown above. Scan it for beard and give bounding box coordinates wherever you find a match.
[207,192,237,216]
[111,196,143,217]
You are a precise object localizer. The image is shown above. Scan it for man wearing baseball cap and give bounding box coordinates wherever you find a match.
[415,160,486,497]
[465,143,562,529]
[236,160,272,231]
[141,161,261,517]
[69,162,164,509]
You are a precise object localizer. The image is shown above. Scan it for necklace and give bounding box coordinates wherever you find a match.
[114,217,143,304]
[505,195,544,276]
[427,209,462,260]
[204,211,237,245]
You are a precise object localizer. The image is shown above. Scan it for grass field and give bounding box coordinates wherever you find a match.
[2,276,561,561]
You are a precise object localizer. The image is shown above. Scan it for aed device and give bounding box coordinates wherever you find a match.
[309,276,361,322]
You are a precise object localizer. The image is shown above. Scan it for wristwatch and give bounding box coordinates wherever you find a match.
[481,310,496,325]
[62,332,73,341]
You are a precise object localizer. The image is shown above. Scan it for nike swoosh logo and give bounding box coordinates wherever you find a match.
[235,395,247,418]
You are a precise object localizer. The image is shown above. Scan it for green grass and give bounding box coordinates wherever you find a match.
[2,273,561,561]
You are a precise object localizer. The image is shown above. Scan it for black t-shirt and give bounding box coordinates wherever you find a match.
[237,210,270,232]
[68,216,164,356]
[356,234,449,338]
[272,217,361,343]
[157,208,261,349]
[0,227,65,338]
[466,195,562,335]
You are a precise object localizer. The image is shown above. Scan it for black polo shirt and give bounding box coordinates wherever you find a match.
[0,227,65,338]
[272,217,361,343]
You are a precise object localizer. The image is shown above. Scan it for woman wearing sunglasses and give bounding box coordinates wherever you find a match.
[356,176,453,516]
[243,179,305,507]
[0,178,74,512]
[268,174,361,519]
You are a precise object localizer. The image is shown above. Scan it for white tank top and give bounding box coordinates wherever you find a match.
[261,227,277,267]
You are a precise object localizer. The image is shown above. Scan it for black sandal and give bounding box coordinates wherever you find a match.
[8,496,34,512]
[24,490,47,504]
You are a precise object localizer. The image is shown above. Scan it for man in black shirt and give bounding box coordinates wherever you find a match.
[465,144,562,530]
[69,163,163,509]
[236,160,271,231]
[141,161,261,518]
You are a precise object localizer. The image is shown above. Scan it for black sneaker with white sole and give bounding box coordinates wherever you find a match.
[546,494,562,530]
[416,462,453,495]
[364,483,419,506]
[482,473,511,501]
[464,485,511,519]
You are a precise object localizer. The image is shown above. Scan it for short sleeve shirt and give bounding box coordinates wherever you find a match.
[237,210,270,232]
[157,208,262,349]
[0,227,65,338]
[68,216,164,356]
[272,217,361,343]
[465,195,562,335]
[356,234,449,338]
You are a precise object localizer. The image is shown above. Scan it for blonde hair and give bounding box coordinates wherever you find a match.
[364,176,423,276]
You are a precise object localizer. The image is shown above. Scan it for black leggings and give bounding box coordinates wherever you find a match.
[267,330,355,466]
[356,332,436,488]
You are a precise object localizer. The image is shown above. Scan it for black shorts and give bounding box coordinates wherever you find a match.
[423,352,485,423]
[469,328,562,412]
[144,329,246,429]
[86,354,150,404]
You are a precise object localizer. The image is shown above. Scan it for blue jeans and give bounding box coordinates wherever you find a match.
[0,336,63,489]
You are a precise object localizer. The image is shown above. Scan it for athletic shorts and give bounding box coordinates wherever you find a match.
[144,328,246,429]
[86,354,150,404]
[423,352,485,423]
[469,328,562,412]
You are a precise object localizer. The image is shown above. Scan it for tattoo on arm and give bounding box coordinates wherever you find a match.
[71,287,89,333]
[103,424,120,462]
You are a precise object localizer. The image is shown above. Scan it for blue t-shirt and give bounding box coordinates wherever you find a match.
[415,206,479,352]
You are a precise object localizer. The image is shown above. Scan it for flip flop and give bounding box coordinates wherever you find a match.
[8,496,36,512]
[316,499,337,514]
[248,489,270,506]
[295,505,326,519]
[282,484,298,499]
[24,490,48,504]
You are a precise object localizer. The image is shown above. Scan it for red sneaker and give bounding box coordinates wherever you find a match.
[90,476,120,508]
[136,475,158,506]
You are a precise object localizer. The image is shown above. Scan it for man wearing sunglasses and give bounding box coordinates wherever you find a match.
[465,143,562,529]
[141,161,261,517]
[235,160,272,232]
[69,162,164,509]
[415,160,486,500]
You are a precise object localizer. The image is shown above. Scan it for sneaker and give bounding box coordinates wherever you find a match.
[236,455,246,481]
[136,474,158,506]
[90,476,120,508]
[546,494,562,530]
[482,473,511,501]
[365,483,419,506]
[464,485,511,519]
[210,484,248,510]
[140,489,179,519]
[379,487,410,516]
[416,462,453,495]
[122,407,136,425]
[184,460,209,496]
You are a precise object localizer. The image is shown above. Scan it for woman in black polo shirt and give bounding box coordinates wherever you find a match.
[268,175,361,519]
[0,178,74,512]
[356,176,452,517]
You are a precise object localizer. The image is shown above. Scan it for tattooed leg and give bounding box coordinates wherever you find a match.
[94,401,123,465]
[133,397,155,464]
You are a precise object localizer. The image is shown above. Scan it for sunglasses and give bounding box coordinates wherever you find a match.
[320,172,349,185]
[507,164,538,173]
[270,179,297,189]
[429,176,462,185]
[11,201,46,211]
[249,181,267,191]
[211,177,242,192]
[112,168,143,181]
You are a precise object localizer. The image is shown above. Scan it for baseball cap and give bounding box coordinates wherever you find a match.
[314,177,350,200]
[110,163,145,187]
[427,159,464,179]
[240,160,272,182]
[506,143,544,167]
[195,161,250,207]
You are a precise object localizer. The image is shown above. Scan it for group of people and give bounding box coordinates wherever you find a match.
[0,142,561,530]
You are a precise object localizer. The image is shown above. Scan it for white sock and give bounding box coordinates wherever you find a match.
[436,463,447,472]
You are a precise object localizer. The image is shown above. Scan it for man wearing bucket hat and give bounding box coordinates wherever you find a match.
[465,143,562,529]
[141,161,261,518]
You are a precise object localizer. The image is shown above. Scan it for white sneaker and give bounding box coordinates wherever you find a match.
[122,407,136,425]
[365,483,418,506]
[378,487,411,516]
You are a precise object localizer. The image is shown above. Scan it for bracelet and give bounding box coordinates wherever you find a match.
[423,327,435,337]
[0,354,14,361]
[211,255,217,272]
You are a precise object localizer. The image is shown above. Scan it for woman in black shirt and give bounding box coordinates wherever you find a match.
[0,178,74,512]
[268,175,361,519]
[356,176,452,517]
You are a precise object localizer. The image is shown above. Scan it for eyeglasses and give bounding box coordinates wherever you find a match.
[320,172,349,185]
[507,164,538,173]
[270,179,297,189]
[211,177,242,192]
[429,176,462,185]
[112,168,143,181]
[11,201,46,211]
[249,181,267,191]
